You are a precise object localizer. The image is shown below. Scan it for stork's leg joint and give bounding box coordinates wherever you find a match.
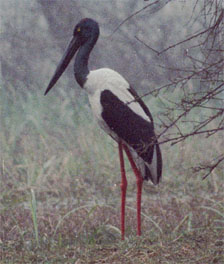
[120,177,127,192]
[136,176,143,186]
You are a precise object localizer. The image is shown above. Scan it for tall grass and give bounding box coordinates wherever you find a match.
[0,86,120,206]
[1,84,223,204]
[30,188,39,247]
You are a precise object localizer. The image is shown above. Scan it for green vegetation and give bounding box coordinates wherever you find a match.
[0,87,223,263]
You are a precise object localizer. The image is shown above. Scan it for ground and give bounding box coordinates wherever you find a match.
[1,172,223,263]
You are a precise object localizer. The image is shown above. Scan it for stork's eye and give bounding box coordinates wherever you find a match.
[74,26,81,36]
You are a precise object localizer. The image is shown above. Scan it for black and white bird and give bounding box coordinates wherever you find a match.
[45,18,162,240]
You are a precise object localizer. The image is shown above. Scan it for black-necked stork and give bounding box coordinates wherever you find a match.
[45,18,162,240]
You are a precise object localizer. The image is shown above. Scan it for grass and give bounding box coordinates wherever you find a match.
[30,189,39,247]
[0,87,224,263]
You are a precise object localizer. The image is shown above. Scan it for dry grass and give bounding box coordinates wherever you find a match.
[1,189,223,263]
[0,90,224,263]
[1,168,223,263]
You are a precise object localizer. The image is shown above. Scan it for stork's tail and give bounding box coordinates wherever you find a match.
[144,143,162,184]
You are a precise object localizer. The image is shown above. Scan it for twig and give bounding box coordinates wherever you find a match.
[111,0,171,35]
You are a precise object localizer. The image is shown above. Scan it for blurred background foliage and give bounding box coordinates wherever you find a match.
[0,1,223,261]
[1,0,223,195]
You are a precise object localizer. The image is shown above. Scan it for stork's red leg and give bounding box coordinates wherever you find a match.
[118,142,127,240]
[123,145,143,236]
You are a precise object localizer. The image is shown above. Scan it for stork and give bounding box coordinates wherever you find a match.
[45,18,162,240]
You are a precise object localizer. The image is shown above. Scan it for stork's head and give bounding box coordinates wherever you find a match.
[44,18,99,95]
[73,18,99,46]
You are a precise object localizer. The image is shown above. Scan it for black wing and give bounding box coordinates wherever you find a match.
[127,87,162,183]
[100,89,160,168]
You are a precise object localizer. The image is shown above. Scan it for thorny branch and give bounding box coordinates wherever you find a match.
[193,154,224,180]
[135,7,224,56]
[135,1,224,179]
[111,0,172,35]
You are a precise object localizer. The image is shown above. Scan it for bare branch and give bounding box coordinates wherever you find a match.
[111,0,172,35]
[136,7,224,55]
[192,154,224,180]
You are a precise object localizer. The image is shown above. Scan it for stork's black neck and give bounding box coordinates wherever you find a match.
[74,33,98,87]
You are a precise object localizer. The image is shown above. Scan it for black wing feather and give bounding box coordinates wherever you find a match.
[100,90,155,164]
[128,87,162,182]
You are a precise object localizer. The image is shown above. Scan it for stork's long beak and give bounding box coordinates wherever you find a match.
[44,36,80,95]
